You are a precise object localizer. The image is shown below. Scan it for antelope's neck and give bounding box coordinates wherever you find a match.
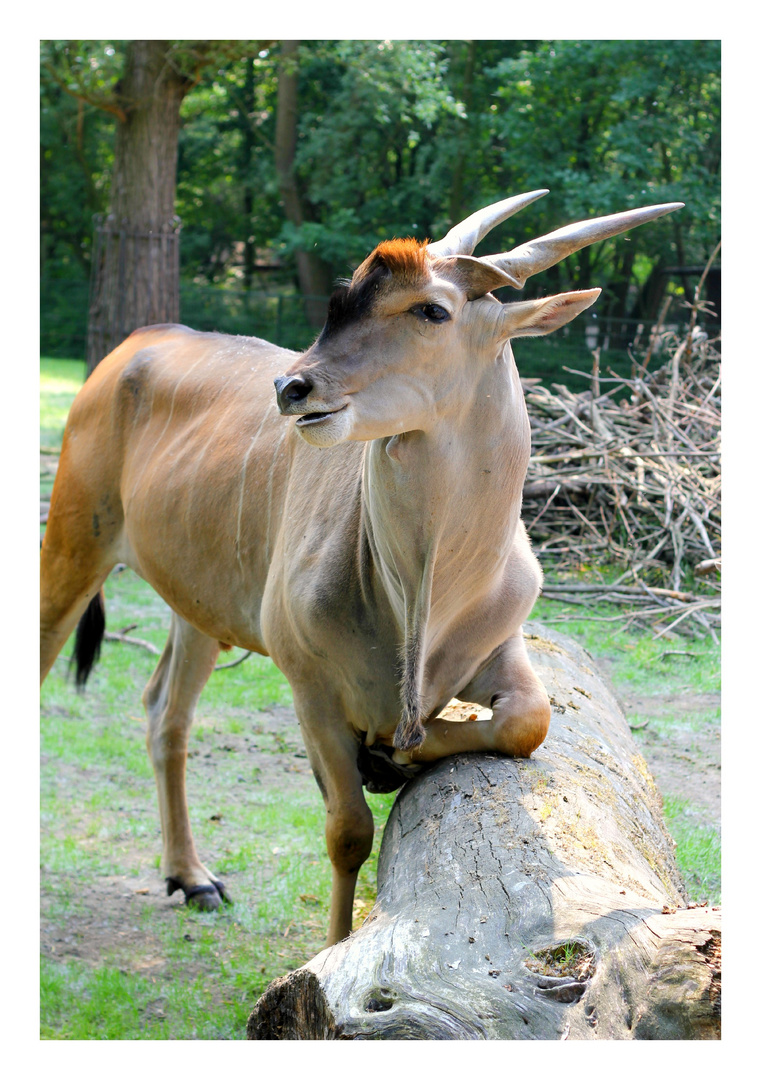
[361,349,531,640]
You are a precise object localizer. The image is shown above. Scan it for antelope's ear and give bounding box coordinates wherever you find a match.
[499,289,601,338]
[437,254,519,299]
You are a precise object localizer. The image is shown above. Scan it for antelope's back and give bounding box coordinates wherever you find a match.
[58,325,292,502]
[52,325,305,638]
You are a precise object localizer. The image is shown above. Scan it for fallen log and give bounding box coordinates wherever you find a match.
[247,624,720,1041]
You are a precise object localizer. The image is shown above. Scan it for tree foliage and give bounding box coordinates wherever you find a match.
[483,41,721,312]
[41,38,720,343]
[40,41,119,280]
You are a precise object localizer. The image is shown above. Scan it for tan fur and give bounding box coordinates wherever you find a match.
[41,223,605,943]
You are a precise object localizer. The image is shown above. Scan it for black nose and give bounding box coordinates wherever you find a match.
[274,374,312,412]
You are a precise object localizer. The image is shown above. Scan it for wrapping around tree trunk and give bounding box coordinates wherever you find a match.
[86,215,181,373]
[248,624,720,1041]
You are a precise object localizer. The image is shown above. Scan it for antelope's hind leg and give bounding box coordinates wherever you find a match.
[143,614,230,910]
[40,515,113,685]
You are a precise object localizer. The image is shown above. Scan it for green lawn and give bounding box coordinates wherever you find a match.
[41,573,396,1037]
[40,357,720,1039]
[40,358,86,449]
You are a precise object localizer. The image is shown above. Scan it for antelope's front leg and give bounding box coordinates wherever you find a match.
[471,631,551,758]
[399,632,551,764]
[299,717,374,946]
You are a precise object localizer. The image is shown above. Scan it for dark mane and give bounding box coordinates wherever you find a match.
[319,263,390,343]
[318,238,429,343]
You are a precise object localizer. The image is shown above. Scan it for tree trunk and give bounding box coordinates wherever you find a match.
[274,40,332,328]
[633,260,667,321]
[86,41,189,374]
[247,624,720,1041]
[447,41,477,227]
[242,55,257,292]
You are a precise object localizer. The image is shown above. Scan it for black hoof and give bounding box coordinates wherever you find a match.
[166,877,232,910]
[213,879,232,905]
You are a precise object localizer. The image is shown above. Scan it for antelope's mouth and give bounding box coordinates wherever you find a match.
[295,404,349,427]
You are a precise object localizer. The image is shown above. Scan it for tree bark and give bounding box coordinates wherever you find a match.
[109,41,189,228]
[85,41,189,375]
[247,623,720,1041]
[447,41,477,228]
[274,40,332,327]
[242,55,257,292]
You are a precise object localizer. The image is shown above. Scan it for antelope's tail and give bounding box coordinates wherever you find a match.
[71,589,106,690]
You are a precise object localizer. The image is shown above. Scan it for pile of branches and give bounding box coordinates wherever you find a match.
[523,283,721,641]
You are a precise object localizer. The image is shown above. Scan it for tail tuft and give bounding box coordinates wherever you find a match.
[392,710,426,753]
[70,590,106,691]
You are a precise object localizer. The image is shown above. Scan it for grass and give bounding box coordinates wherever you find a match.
[41,591,395,1038]
[40,357,721,1038]
[40,952,268,1040]
[661,796,721,906]
[525,939,595,982]
[531,591,720,699]
[40,357,86,450]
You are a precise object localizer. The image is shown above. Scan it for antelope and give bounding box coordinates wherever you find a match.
[40,192,682,945]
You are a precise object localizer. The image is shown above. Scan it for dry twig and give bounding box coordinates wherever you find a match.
[524,295,720,640]
[104,629,161,656]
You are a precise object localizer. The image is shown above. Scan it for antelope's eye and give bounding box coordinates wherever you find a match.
[412,303,450,323]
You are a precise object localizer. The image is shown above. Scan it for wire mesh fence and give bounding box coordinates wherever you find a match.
[41,279,708,392]
[177,284,325,353]
[40,281,322,360]
[40,278,90,359]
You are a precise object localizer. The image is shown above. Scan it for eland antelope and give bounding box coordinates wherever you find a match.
[40,192,682,945]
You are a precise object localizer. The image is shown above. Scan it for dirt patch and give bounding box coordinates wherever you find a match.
[189,704,314,788]
[41,875,176,972]
[628,699,720,833]
[40,703,325,983]
[592,658,720,837]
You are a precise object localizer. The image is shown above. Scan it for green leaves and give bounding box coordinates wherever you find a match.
[41,39,720,322]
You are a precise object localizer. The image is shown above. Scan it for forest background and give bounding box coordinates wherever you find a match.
[40,39,721,379]
[35,37,726,1039]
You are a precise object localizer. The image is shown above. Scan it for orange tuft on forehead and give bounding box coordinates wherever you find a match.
[355,237,430,286]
